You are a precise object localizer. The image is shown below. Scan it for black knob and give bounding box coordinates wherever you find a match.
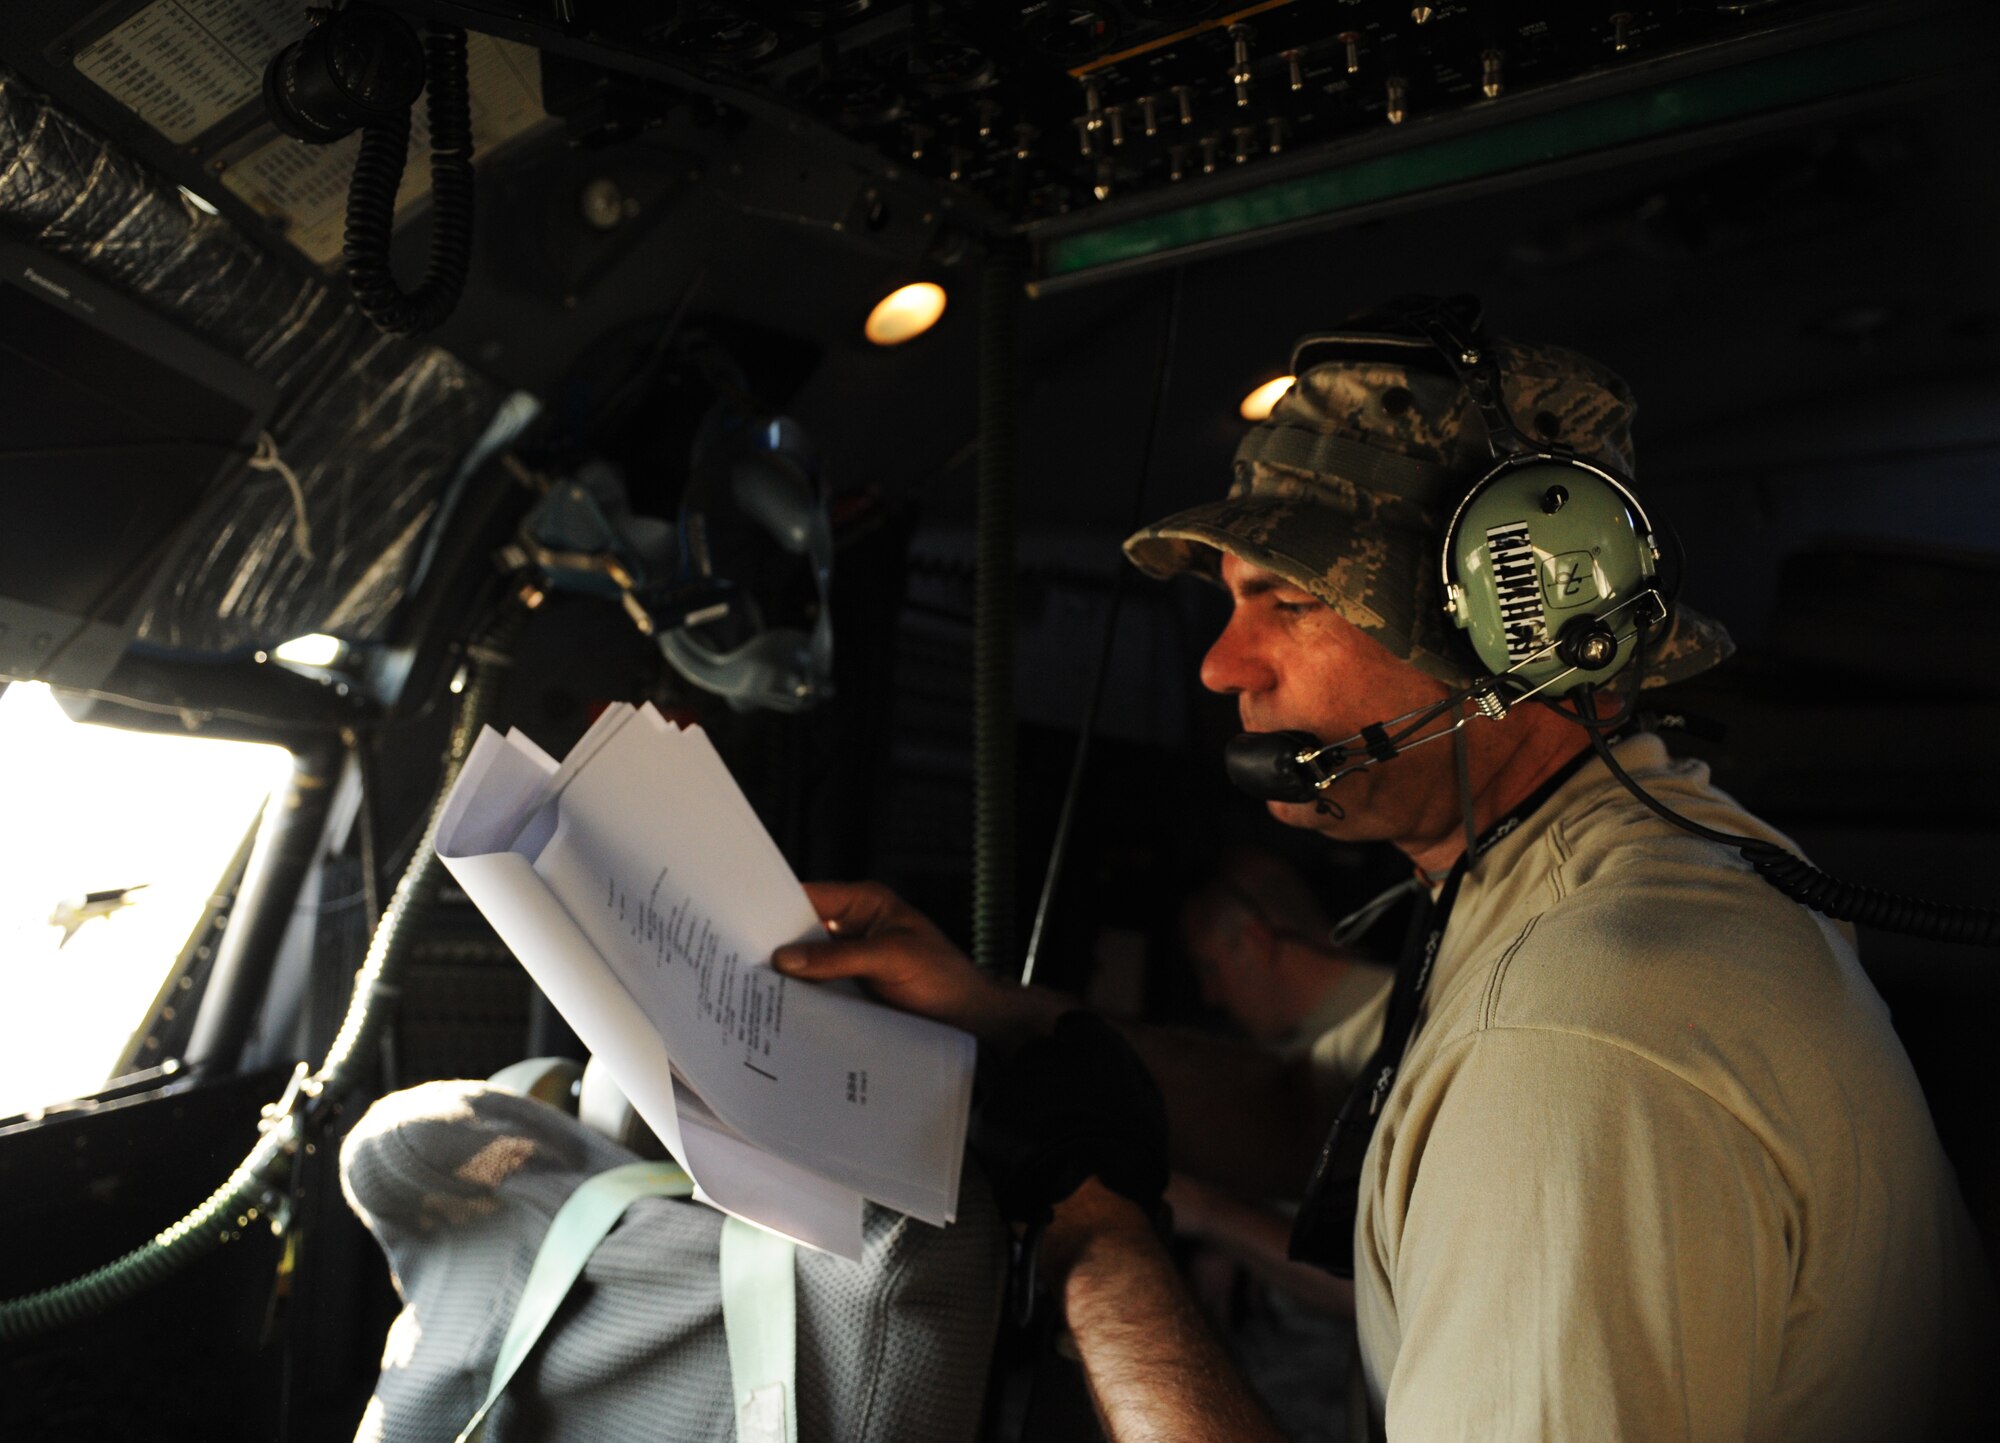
[1558,617,1620,671]
[263,5,427,144]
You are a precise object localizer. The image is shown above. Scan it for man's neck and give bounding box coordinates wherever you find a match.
[1401,728,1592,881]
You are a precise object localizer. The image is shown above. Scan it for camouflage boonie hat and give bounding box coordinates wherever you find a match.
[1124,313,1732,689]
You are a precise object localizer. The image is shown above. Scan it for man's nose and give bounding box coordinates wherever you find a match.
[1200,612,1272,695]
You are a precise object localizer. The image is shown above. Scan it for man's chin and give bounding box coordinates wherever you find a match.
[1267,794,1390,845]
[1267,797,1338,832]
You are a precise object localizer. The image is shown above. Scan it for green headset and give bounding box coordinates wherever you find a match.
[1409,296,1670,703]
[1287,295,1668,706]
[1226,296,1672,802]
[1256,297,2000,948]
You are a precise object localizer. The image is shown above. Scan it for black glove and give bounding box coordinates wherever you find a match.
[970,1009,1170,1228]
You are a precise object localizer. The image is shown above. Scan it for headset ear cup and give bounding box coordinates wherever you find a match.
[1440,455,1658,695]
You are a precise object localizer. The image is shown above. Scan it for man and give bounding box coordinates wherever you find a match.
[1181,848,1391,1055]
[775,303,1989,1439]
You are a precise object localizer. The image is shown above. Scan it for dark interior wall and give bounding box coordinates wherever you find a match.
[3,9,1998,1437]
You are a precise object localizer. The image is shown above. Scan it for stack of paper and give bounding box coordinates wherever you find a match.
[434,703,976,1259]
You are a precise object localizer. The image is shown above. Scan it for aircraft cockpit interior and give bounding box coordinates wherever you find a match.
[2,2,1996,1439]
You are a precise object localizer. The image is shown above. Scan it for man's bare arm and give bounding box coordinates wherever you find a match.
[1046,1181,1289,1443]
[1167,1171,1355,1316]
[774,882,1332,1198]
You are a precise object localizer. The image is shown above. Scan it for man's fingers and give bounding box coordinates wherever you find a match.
[799,879,909,937]
[773,932,900,980]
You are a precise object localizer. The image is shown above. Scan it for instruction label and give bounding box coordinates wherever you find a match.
[73,0,306,144]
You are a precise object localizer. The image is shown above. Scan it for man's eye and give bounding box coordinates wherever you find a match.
[1272,597,1317,614]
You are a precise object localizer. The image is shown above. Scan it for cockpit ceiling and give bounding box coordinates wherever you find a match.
[0,3,1971,282]
[0,0,1995,684]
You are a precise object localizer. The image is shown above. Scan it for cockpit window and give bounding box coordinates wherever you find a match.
[0,682,291,1119]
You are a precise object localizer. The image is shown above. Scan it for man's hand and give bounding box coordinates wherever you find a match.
[772,881,1060,1046]
[1039,1176,1158,1285]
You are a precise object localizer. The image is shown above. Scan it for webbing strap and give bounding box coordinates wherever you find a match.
[457,1160,693,1443]
[720,1217,799,1443]
[1234,423,1454,504]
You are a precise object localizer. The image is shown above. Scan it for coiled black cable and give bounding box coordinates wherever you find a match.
[1742,845,1998,946]
[1578,692,1999,947]
[343,26,474,335]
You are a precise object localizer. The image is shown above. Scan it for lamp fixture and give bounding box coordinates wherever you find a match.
[864,282,947,345]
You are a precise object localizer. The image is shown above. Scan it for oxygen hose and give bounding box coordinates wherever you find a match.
[312,612,519,1101]
[0,607,520,1340]
[342,26,474,335]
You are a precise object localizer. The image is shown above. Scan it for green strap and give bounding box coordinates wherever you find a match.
[719,1217,799,1443]
[456,1160,692,1443]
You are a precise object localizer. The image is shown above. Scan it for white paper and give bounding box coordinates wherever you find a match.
[435,706,974,1255]
[528,710,972,1223]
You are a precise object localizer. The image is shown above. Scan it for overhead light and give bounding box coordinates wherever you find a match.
[272,633,344,668]
[1239,375,1295,422]
[865,282,947,346]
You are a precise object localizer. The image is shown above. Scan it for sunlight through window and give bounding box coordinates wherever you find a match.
[0,684,292,1118]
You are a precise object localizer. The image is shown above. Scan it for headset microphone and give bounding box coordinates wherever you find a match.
[1213,296,1999,944]
[1225,682,1492,804]
[1224,731,1327,803]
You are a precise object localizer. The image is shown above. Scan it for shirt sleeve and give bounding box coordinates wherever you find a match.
[1371,1026,1793,1443]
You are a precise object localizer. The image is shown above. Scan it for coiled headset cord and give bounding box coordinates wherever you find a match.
[1575,688,1999,947]
[342,26,474,335]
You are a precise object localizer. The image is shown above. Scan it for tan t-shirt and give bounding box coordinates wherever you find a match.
[1309,734,1991,1441]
